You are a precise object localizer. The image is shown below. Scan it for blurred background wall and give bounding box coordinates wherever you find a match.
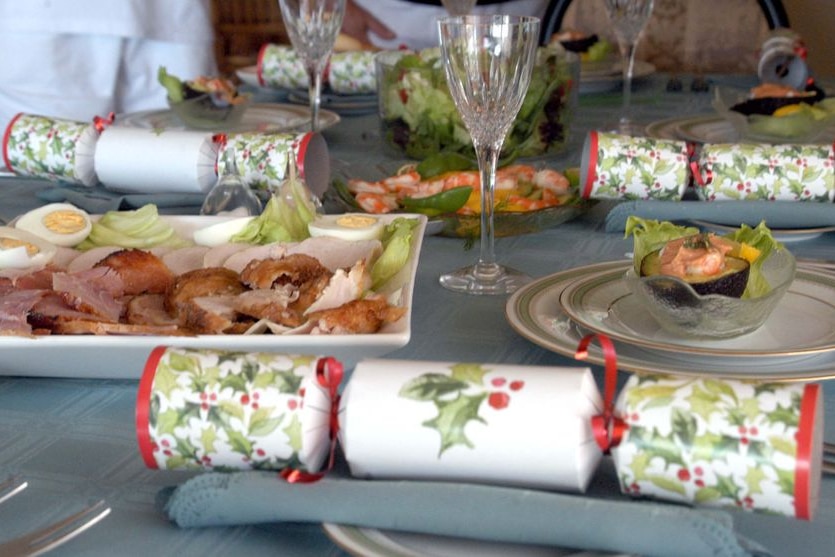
[785,0,834,78]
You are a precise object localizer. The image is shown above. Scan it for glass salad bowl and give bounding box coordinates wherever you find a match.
[623,247,797,338]
[375,46,580,160]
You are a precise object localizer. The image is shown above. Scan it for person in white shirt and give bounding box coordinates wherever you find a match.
[343,0,549,50]
[0,0,217,130]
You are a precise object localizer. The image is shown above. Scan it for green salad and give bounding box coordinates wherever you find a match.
[378,45,578,160]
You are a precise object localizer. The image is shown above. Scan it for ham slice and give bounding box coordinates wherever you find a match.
[0,289,50,335]
[52,267,125,322]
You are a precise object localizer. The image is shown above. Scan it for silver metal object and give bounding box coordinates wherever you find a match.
[0,476,28,505]
[0,499,110,556]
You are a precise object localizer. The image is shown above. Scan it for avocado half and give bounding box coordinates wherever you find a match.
[640,250,751,298]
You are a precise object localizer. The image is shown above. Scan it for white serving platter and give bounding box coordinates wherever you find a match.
[0,213,426,379]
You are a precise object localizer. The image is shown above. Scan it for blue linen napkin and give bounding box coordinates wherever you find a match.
[160,470,771,557]
[605,200,835,233]
[36,184,205,214]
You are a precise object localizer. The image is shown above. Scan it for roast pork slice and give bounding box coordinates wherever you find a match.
[0,289,50,336]
[285,237,383,272]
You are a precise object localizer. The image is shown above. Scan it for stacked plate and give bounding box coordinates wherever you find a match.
[506,260,835,381]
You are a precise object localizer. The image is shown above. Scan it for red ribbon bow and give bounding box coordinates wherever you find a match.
[575,333,626,454]
[280,356,343,483]
[93,112,115,133]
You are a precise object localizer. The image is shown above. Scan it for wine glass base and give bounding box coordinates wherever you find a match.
[439,263,531,295]
[603,119,647,137]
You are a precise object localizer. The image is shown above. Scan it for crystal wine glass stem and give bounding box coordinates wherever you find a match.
[474,141,500,278]
[307,66,323,132]
[619,41,637,124]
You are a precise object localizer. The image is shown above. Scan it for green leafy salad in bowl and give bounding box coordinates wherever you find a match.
[375,44,579,160]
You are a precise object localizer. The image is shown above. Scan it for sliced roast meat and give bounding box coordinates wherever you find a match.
[0,289,50,335]
[166,267,246,315]
[52,267,125,322]
[125,294,178,326]
[95,248,175,295]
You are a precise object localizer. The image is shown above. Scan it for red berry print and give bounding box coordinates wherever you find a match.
[488,392,510,410]
[509,380,525,391]
[677,468,691,482]
[288,399,298,410]
[241,394,250,405]
[491,377,506,387]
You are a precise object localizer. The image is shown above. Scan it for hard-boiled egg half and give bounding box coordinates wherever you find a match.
[0,226,58,269]
[193,216,255,247]
[15,203,92,247]
[308,214,385,241]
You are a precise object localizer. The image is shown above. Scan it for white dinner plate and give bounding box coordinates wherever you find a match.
[116,103,340,133]
[323,523,628,557]
[579,61,655,95]
[645,114,835,145]
[505,261,835,381]
[690,219,835,243]
[559,264,835,358]
[0,213,426,379]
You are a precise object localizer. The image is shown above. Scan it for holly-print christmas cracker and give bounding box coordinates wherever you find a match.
[3,113,99,186]
[580,131,691,200]
[694,142,835,201]
[217,131,329,196]
[136,347,338,474]
[611,374,822,519]
[257,43,376,94]
[339,359,604,492]
[327,51,376,94]
[257,44,308,90]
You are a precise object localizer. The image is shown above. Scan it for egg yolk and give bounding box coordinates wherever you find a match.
[336,215,378,229]
[0,237,39,256]
[41,210,89,235]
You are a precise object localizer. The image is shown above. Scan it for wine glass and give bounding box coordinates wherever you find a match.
[200,147,263,216]
[437,15,540,295]
[603,0,654,135]
[440,0,476,15]
[278,0,346,132]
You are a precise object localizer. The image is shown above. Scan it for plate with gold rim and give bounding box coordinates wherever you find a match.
[323,523,627,557]
[505,261,835,381]
[559,264,835,358]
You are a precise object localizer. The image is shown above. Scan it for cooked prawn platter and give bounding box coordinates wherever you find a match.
[0,203,427,379]
[333,154,592,238]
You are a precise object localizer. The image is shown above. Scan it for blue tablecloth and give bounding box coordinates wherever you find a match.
[1,74,834,556]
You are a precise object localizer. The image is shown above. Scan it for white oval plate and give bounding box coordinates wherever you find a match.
[505,261,835,381]
[323,523,627,557]
[116,103,340,133]
[559,264,835,358]
[646,114,835,145]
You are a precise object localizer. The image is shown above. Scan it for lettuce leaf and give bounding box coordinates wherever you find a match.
[624,216,783,298]
[232,172,318,244]
[371,217,419,289]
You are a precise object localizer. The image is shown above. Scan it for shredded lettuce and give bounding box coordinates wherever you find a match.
[232,170,319,244]
[624,216,783,298]
[77,204,191,250]
[371,217,419,289]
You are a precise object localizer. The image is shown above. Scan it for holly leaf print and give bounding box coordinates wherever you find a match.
[765,405,799,428]
[768,435,796,457]
[686,384,721,422]
[168,351,200,372]
[218,400,245,422]
[423,392,487,456]
[628,451,652,481]
[694,486,723,504]
[154,408,181,436]
[648,474,687,496]
[153,362,180,400]
[713,472,741,501]
[273,368,304,394]
[399,373,469,401]
[226,427,253,456]
[221,373,248,394]
[746,439,773,463]
[745,465,768,495]
[449,363,490,385]
[625,384,679,409]
[775,467,795,495]
[200,425,218,454]
[691,431,724,462]
[249,407,283,437]
[671,408,697,447]
[628,425,685,469]
[283,413,303,454]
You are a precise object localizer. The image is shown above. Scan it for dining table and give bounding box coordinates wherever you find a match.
[1,69,834,557]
